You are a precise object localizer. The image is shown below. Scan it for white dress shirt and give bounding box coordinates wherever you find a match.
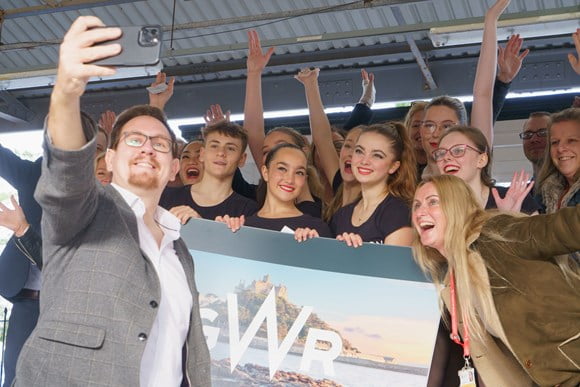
[112,184,193,387]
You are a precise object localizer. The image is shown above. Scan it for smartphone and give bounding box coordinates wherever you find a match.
[92,25,163,67]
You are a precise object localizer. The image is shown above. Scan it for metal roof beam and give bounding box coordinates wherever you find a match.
[391,6,437,90]
[2,0,143,19]
[0,91,35,123]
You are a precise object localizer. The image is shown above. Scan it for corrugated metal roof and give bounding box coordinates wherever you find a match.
[0,0,578,85]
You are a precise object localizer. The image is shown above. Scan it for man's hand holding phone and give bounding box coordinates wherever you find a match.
[55,16,121,99]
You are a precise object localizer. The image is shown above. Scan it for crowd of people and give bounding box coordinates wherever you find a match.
[0,0,578,385]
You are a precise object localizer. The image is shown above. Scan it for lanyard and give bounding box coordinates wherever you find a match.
[449,269,471,358]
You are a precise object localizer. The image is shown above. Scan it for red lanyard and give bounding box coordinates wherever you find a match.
[449,269,470,358]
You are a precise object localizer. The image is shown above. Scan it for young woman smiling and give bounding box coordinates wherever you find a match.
[434,126,539,214]
[330,123,416,247]
[218,143,331,239]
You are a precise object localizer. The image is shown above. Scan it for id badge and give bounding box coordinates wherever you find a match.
[458,366,477,387]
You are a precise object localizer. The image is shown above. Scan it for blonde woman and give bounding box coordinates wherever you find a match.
[413,175,579,387]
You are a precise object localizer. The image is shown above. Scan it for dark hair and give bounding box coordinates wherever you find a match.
[359,122,417,203]
[257,143,307,207]
[439,126,494,187]
[202,121,249,152]
[110,104,177,157]
[425,96,468,125]
[266,126,326,204]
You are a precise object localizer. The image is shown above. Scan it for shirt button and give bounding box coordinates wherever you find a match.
[525,359,532,368]
[149,300,158,308]
[138,333,148,341]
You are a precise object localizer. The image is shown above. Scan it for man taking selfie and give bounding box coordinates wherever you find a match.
[14,16,211,387]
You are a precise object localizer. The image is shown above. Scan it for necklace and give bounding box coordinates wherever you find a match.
[355,192,388,223]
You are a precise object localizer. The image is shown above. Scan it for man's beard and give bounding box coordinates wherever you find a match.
[128,171,160,190]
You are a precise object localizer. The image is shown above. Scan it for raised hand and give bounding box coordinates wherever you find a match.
[491,170,534,213]
[148,71,175,111]
[98,110,116,135]
[486,0,511,20]
[169,205,201,225]
[294,67,320,86]
[0,195,29,237]
[203,104,230,126]
[246,29,275,75]
[294,227,320,242]
[497,34,529,83]
[215,214,245,232]
[568,28,580,75]
[359,69,376,107]
[55,16,121,98]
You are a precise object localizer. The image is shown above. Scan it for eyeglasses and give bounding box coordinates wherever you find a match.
[519,128,548,140]
[421,120,458,133]
[432,144,484,162]
[121,131,174,154]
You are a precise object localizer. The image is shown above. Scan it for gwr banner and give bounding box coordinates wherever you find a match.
[182,219,440,387]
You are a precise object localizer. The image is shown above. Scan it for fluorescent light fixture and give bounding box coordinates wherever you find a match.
[168,86,580,134]
[0,62,164,90]
[430,12,580,47]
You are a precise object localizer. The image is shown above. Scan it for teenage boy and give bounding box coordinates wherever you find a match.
[161,121,258,221]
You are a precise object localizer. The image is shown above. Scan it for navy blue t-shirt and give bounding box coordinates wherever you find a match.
[330,194,410,244]
[160,185,258,220]
[245,214,332,238]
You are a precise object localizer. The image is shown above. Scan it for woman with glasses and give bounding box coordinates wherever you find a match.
[434,126,539,213]
[419,0,520,180]
[537,107,580,214]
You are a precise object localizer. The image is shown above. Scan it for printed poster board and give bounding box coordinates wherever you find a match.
[182,219,440,387]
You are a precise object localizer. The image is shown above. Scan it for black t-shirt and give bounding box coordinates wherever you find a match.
[485,185,540,214]
[297,198,323,219]
[245,214,332,238]
[330,194,411,244]
[332,170,343,194]
[160,185,258,220]
[232,168,258,201]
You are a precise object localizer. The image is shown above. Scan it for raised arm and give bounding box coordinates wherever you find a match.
[492,34,528,122]
[243,29,274,169]
[294,68,339,184]
[470,0,510,147]
[568,28,580,75]
[483,205,580,261]
[0,195,42,268]
[39,16,121,245]
[148,71,175,111]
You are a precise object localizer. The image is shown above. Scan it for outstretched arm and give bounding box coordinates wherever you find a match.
[243,30,275,169]
[295,68,339,184]
[471,0,510,147]
[483,205,580,260]
[39,16,120,245]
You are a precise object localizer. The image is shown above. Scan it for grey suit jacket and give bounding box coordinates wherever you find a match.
[15,135,211,386]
